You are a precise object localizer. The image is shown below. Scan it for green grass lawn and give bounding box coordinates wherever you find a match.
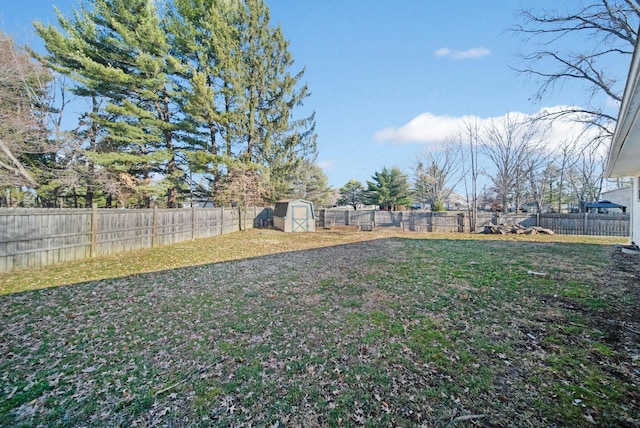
[1,229,638,427]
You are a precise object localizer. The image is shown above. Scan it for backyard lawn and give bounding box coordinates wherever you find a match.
[0,229,638,427]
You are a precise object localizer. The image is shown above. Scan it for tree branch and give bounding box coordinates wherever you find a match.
[0,139,38,187]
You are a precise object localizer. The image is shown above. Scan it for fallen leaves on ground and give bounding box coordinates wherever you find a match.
[0,229,638,426]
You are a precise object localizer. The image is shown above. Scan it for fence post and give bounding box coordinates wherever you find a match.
[458,212,464,233]
[584,211,588,235]
[191,206,196,240]
[536,212,540,227]
[219,207,223,235]
[91,202,98,257]
[152,206,158,248]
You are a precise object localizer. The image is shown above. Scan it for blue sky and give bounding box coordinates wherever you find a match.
[0,0,628,189]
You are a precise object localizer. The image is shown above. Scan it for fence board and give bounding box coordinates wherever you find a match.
[0,207,627,274]
[538,212,629,236]
[0,207,272,274]
[319,209,629,236]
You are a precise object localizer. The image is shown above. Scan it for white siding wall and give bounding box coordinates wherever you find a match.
[601,186,632,208]
[633,178,640,245]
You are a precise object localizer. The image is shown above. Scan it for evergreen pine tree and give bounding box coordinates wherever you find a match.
[36,0,186,207]
[365,167,411,210]
[236,0,317,202]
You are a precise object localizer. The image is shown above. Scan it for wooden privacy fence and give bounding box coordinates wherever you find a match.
[475,212,629,236]
[318,209,630,236]
[1,208,629,274]
[318,209,467,232]
[318,209,464,232]
[0,206,273,273]
[538,212,630,236]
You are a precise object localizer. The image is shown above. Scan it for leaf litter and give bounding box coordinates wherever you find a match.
[0,229,638,427]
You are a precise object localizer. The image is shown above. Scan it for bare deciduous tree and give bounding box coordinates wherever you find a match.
[481,114,545,212]
[0,32,52,190]
[523,150,554,213]
[215,161,268,208]
[458,119,483,230]
[512,1,640,139]
[413,140,460,211]
[566,145,606,210]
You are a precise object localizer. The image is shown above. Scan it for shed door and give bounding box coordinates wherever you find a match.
[291,205,309,232]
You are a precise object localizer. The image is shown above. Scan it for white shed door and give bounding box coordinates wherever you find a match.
[291,205,309,232]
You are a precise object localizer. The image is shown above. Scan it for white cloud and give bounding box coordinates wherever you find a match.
[434,47,452,57]
[434,46,491,59]
[374,112,468,144]
[373,106,609,151]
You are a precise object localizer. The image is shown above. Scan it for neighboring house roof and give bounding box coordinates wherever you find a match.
[605,32,640,178]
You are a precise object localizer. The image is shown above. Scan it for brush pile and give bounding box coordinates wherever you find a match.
[482,224,555,235]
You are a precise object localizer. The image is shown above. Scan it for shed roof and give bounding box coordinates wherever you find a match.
[273,199,315,218]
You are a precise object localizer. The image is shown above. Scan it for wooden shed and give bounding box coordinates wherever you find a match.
[273,199,316,232]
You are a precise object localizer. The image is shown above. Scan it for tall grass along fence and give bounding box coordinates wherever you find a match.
[0,206,273,273]
[318,209,629,236]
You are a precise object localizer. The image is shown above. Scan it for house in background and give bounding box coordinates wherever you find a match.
[605,33,640,246]
[600,186,632,210]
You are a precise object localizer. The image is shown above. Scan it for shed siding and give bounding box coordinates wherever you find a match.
[273,216,286,232]
[273,199,315,232]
